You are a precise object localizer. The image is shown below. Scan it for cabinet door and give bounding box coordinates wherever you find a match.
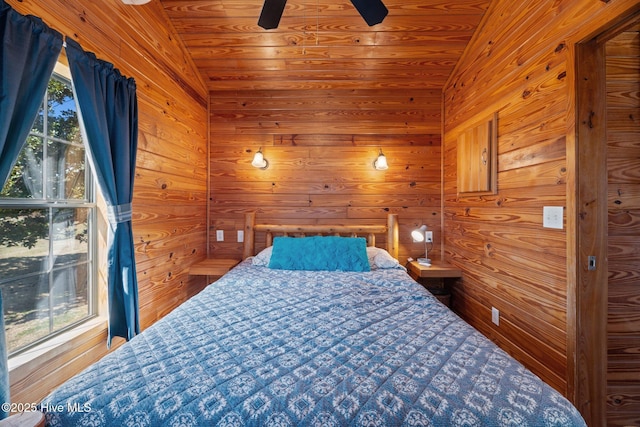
[457,112,497,195]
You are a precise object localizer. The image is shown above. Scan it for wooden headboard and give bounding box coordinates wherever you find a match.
[242,213,399,260]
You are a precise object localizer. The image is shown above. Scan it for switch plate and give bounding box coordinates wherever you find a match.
[237,230,244,243]
[543,206,564,229]
[425,231,433,243]
[491,307,500,326]
[216,230,224,241]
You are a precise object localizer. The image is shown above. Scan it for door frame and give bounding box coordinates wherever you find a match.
[573,10,640,426]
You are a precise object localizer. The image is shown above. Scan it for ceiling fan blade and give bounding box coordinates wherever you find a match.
[258,0,288,30]
[350,0,388,26]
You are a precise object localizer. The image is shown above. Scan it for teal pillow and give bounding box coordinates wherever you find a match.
[268,236,370,272]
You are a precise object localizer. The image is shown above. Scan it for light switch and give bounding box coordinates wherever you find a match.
[216,230,224,241]
[543,206,563,229]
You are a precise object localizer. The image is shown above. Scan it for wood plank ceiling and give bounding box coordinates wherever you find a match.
[160,0,491,92]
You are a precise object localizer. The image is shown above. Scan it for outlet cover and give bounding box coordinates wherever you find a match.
[543,206,563,229]
[425,231,433,243]
[491,307,500,326]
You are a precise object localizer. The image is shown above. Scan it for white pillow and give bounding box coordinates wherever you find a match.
[366,246,403,270]
[251,246,273,266]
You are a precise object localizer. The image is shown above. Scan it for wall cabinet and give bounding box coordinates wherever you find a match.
[457,112,498,196]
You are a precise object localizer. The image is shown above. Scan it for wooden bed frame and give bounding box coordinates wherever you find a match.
[242,212,399,260]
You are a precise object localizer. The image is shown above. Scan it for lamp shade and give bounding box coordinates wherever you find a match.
[251,149,268,169]
[411,225,427,242]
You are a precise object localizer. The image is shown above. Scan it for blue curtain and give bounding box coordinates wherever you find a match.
[65,38,140,346]
[0,3,62,417]
[0,291,8,420]
[0,0,63,186]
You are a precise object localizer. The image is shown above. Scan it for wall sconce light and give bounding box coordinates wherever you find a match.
[373,148,388,170]
[121,0,151,4]
[411,225,432,266]
[251,148,269,169]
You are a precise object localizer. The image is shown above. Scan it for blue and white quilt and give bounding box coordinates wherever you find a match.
[42,260,586,426]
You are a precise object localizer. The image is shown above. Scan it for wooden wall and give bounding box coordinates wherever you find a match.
[606,24,640,427]
[7,0,209,403]
[6,1,638,424]
[442,0,638,417]
[208,89,442,262]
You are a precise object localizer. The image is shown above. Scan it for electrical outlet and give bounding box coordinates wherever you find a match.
[216,230,224,241]
[543,206,564,229]
[491,307,500,326]
[237,230,244,243]
[425,231,433,243]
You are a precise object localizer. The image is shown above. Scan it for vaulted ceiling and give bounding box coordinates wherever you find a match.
[160,0,491,92]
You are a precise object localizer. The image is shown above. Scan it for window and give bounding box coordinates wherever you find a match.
[0,60,96,356]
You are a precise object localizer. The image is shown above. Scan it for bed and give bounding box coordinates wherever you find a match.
[41,214,586,426]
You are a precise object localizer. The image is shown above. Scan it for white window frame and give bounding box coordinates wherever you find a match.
[0,59,98,357]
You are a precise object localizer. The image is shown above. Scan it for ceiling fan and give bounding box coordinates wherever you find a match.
[119,0,387,29]
[258,0,388,30]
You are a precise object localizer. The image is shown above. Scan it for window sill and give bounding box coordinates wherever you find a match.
[8,317,108,383]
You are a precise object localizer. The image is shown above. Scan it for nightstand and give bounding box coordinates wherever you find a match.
[406,260,462,307]
[189,258,240,282]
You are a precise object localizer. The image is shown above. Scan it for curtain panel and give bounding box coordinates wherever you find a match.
[0,2,62,417]
[0,0,62,186]
[0,291,7,420]
[65,38,140,346]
